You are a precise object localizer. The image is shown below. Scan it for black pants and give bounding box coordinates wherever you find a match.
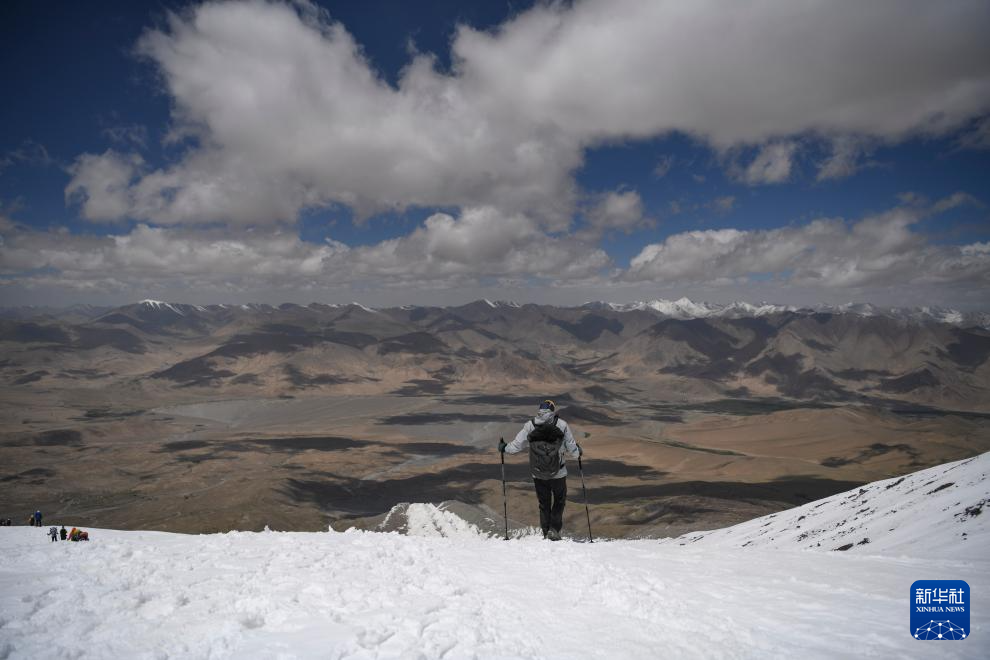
[534,477,567,534]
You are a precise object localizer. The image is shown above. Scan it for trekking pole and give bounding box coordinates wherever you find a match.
[500,437,509,540]
[578,455,593,543]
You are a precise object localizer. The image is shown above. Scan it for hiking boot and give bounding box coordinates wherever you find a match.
[547,529,561,541]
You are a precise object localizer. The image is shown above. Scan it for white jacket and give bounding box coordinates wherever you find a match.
[505,414,580,479]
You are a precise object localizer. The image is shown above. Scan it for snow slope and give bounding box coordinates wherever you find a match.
[674,452,990,560]
[2,458,988,659]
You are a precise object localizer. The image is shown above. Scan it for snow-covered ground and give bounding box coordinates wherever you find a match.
[2,455,988,659]
[675,452,989,560]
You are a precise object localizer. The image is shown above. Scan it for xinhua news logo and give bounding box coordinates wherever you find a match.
[910,580,970,641]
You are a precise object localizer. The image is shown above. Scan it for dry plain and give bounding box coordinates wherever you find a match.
[4,383,988,539]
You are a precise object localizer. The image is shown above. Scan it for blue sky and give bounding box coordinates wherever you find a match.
[1,0,988,308]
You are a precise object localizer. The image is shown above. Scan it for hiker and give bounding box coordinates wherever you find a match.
[28,515,34,527]
[60,525,67,540]
[499,399,582,541]
[69,527,79,541]
[49,526,58,542]
[34,510,42,527]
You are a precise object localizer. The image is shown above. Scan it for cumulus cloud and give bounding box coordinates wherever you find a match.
[333,206,611,281]
[64,150,144,222]
[580,190,652,239]
[0,206,610,295]
[626,195,990,290]
[63,0,990,226]
[8,195,985,302]
[0,223,342,285]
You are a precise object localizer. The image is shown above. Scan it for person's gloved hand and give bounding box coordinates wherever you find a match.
[498,438,507,453]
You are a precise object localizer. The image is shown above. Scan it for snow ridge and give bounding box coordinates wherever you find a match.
[675,451,990,560]
[403,503,486,538]
[583,297,990,327]
[139,299,186,316]
[118,298,988,328]
[585,297,796,318]
[348,302,381,314]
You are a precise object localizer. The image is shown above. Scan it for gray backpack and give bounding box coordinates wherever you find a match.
[527,416,565,479]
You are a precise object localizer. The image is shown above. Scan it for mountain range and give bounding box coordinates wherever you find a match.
[2,297,989,411]
[3,297,989,327]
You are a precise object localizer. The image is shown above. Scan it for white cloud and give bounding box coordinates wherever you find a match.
[932,191,983,214]
[0,223,345,282]
[64,150,144,222]
[63,0,990,226]
[580,190,652,238]
[816,136,871,182]
[626,196,990,290]
[4,197,986,306]
[351,206,611,280]
[0,207,610,295]
[735,142,797,185]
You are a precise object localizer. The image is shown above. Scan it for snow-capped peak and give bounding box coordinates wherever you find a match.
[587,298,790,319]
[578,298,988,328]
[348,302,380,314]
[647,298,722,317]
[815,302,988,328]
[481,299,520,308]
[139,299,185,316]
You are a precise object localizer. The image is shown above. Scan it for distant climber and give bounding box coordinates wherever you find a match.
[49,526,58,542]
[34,510,42,527]
[499,399,581,541]
[60,525,67,540]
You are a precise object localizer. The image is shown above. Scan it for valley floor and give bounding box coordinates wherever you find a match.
[1,519,987,659]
